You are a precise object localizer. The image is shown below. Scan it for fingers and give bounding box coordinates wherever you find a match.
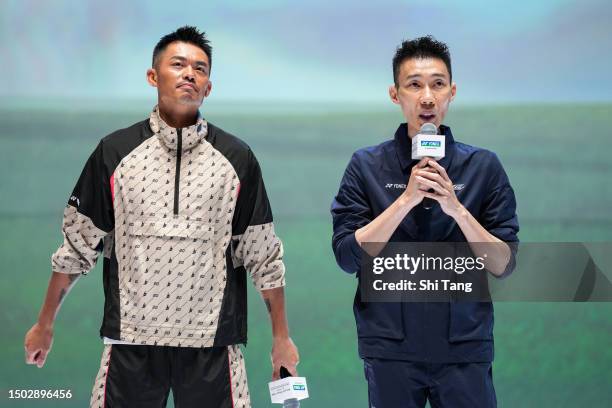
[416,176,449,196]
[272,363,299,380]
[291,364,299,376]
[416,170,445,185]
[411,157,431,173]
[285,364,299,377]
[412,160,436,174]
[271,353,300,380]
[415,157,430,168]
[270,338,300,381]
[25,347,41,365]
[25,347,48,368]
[415,167,452,194]
[415,167,447,184]
[426,160,451,183]
[36,350,48,368]
[422,191,442,201]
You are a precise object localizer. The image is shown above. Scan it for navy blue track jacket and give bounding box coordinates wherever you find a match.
[331,123,519,363]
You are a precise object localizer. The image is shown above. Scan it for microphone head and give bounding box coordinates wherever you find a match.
[420,122,437,135]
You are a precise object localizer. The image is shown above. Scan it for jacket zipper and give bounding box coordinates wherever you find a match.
[173,128,182,215]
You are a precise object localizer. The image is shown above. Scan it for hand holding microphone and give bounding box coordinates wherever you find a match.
[269,366,309,407]
[268,336,307,406]
[402,158,438,209]
[410,123,446,209]
[407,123,463,216]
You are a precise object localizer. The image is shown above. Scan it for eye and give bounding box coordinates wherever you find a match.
[434,81,445,88]
[172,61,182,67]
[408,82,421,89]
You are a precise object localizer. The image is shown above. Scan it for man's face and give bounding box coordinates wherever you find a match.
[146,41,212,110]
[389,57,456,137]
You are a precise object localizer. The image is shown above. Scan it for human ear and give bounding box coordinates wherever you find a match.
[146,68,158,88]
[389,85,400,105]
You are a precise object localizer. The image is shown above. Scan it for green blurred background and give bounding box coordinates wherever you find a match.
[1,1,611,407]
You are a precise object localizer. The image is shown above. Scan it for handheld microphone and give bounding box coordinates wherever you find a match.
[269,366,309,407]
[411,123,445,210]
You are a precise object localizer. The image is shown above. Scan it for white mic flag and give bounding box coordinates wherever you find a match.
[411,122,445,160]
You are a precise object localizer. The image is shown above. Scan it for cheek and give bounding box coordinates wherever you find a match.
[440,96,452,110]
[201,80,211,95]
[398,93,417,107]
[158,72,174,90]
[401,98,419,113]
[434,92,450,110]
[162,81,175,94]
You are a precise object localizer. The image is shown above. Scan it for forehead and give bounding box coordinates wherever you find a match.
[398,57,450,81]
[159,41,209,65]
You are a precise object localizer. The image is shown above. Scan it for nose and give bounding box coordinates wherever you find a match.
[420,86,435,108]
[183,65,195,82]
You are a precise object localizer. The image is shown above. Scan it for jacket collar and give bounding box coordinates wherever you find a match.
[395,123,455,170]
[149,105,208,152]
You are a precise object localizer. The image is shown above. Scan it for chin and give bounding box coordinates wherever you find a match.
[177,96,203,107]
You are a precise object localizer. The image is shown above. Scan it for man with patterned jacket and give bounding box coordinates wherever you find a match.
[24,26,299,408]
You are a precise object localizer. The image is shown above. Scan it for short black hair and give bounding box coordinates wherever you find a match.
[152,26,212,71]
[392,36,452,86]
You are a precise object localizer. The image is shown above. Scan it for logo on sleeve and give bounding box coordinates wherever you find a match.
[69,195,80,206]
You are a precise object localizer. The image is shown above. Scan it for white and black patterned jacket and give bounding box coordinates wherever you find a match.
[52,106,285,347]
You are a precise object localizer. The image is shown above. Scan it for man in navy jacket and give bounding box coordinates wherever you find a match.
[331,36,519,408]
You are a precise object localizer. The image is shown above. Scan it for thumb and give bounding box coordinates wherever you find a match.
[35,350,48,368]
[272,362,281,381]
[25,347,41,364]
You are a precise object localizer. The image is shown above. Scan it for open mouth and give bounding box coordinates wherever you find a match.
[419,113,436,122]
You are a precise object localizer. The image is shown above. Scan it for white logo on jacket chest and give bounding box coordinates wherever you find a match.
[384,183,406,189]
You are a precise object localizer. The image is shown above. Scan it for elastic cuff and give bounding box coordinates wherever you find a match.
[349,232,364,262]
[256,278,286,291]
[51,268,85,275]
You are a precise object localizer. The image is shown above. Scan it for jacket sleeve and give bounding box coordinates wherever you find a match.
[51,141,114,275]
[479,153,520,278]
[331,153,372,274]
[231,149,285,291]
[480,153,519,243]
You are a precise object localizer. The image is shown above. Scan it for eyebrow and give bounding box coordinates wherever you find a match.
[404,73,448,80]
[169,55,209,67]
